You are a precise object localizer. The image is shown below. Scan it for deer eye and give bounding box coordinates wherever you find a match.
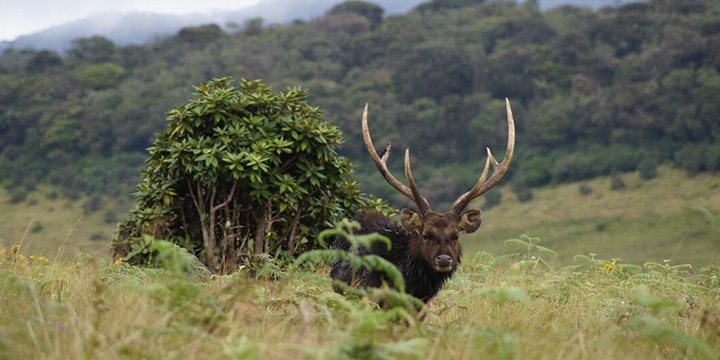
[422,234,431,242]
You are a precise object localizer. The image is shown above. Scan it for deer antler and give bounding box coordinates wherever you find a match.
[362,104,432,214]
[404,149,431,215]
[450,98,515,215]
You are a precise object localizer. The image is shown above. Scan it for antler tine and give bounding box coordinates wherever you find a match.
[404,149,432,215]
[451,98,516,215]
[362,103,429,208]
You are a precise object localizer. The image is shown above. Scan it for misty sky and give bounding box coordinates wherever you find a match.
[1,0,261,41]
[1,0,635,42]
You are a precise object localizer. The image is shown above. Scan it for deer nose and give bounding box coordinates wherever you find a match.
[435,254,453,267]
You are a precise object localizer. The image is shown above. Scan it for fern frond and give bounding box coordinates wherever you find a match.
[148,238,210,279]
[534,245,558,258]
[521,234,541,245]
[360,255,406,293]
[475,286,530,304]
[692,205,720,226]
[671,264,693,271]
[473,251,499,262]
[503,238,532,251]
[536,257,551,270]
[492,253,525,265]
[573,254,592,263]
[643,262,665,271]
[559,264,586,273]
[469,264,495,273]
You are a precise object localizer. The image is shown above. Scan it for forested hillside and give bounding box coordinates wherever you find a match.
[1,0,719,209]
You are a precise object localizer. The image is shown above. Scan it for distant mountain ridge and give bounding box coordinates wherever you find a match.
[2,0,638,53]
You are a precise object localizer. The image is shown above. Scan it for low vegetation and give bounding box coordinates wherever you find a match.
[1,230,719,360]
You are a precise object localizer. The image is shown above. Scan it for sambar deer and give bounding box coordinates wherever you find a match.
[331,99,515,304]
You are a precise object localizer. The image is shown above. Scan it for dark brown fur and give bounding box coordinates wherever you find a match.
[330,208,481,303]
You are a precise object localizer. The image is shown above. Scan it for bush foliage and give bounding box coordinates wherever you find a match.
[113,78,381,273]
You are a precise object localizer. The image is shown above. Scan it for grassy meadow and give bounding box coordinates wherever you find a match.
[0,184,122,258]
[1,165,719,359]
[473,166,720,268]
[1,239,719,359]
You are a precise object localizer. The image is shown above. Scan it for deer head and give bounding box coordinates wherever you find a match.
[362,99,515,272]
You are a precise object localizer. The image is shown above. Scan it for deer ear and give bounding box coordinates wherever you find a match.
[400,208,423,232]
[458,210,482,233]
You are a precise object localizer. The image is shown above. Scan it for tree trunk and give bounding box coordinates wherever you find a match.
[253,205,268,255]
[199,212,215,272]
[286,206,302,256]
[187,178,216,273]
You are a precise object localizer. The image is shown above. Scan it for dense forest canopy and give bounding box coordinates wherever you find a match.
[1,0,719,209]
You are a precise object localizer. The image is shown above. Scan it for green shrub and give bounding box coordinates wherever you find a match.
[639,158,658,180]
[103,209,118,224]
[31,222,43,233]
[513,183,533,202]
[551,145,644,183]
[9,189,26,204]
[674,146,697,174]
[579,183,593,196]
[672,144,719,176]
[114,78,383,273]
[82,195,103,215]
[610,173,626,190]
[76,63,125,89]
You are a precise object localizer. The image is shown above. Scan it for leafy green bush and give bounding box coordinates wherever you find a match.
[8,189,26,204]
[551,145,645,183]
[328,1,384,29]
[176,24,225,45]
[579,183,593,196]
[610,173,626,190]
[113,78,381,273]
[76,63,125,89]
[639,158,659,180]
[675,143,720,174]
[512,183,533,203]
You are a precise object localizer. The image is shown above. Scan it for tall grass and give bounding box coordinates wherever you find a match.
[1,230,719,360]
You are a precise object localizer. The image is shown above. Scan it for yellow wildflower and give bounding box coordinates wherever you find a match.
[602,259,624,275]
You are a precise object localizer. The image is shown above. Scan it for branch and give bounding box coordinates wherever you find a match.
[187,177,202,211]
[212,181,237,212]
[287,206,303,255]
